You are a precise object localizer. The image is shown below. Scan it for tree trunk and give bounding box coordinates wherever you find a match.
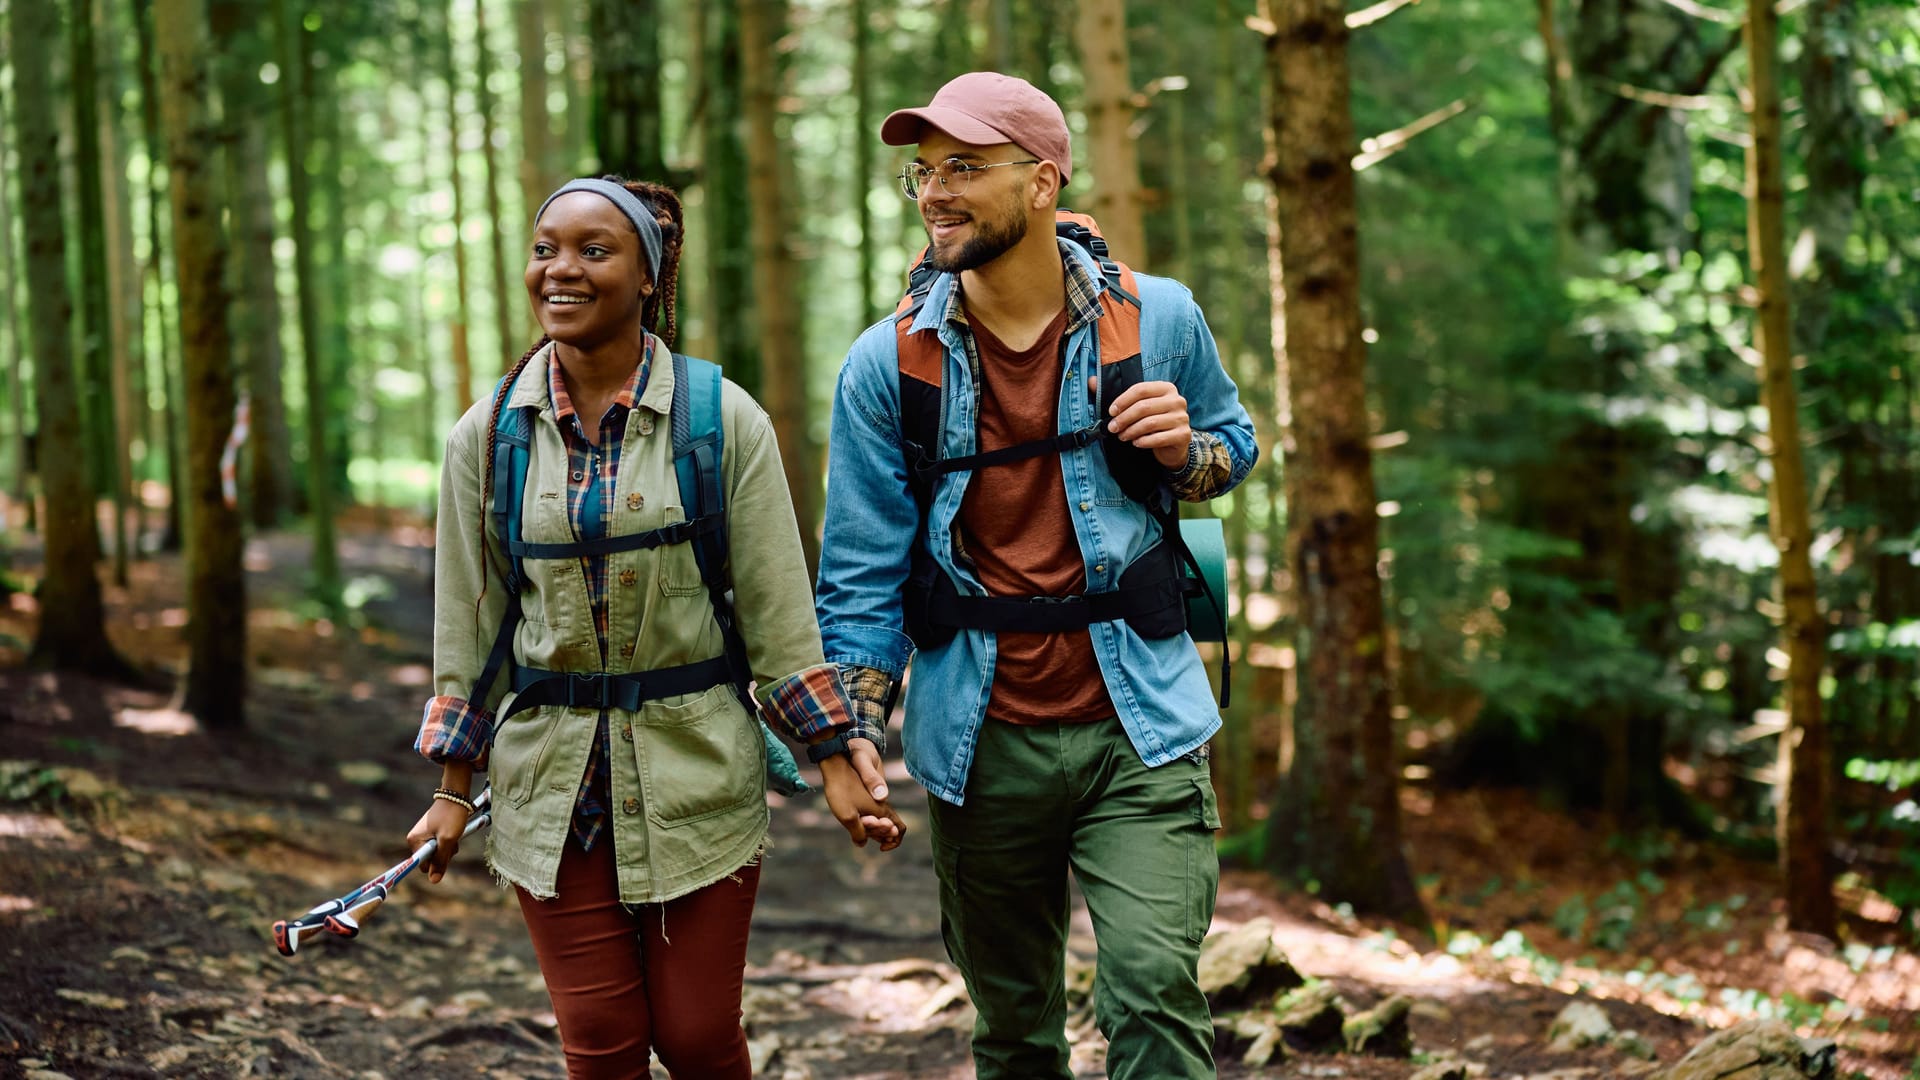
[70,0,129,581]
[158,0,247,730]
[0,56,25,534]
[12,0,129,675]
[564,0,592,176]
[212,0,292,530]
[473,0,523,364]
[96,0,144,568]
[590,0,666,182]
[440,0,476,409]
[703,3,756,393]
[1744,0,1835,939]
[852,0,877,327]
[515,0,554,218]
[1071,0,1147,266]
[273,0,342,616]
[739,0,818,573]
[316,69,354,502]
[1259,0,1424,926]
[132,0,185,549]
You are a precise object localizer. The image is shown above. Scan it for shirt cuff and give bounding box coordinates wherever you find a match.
[1167,430,1233,502]
[758,663,855,744]
[415,695,494,764]
[838,663,895,757]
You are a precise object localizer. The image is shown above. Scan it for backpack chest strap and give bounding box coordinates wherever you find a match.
[506,514,722,561]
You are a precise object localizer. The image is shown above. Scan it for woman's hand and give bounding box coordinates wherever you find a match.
[406,797,472,884]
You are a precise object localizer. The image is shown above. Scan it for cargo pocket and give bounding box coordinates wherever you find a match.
[637,685,761,826]
[656,505,709,597]
[494,705,565,809]
[932,840,972,977]
[1184,773,1223,944]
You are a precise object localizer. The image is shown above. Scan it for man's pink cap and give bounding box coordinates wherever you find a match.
[880,72,1072,185]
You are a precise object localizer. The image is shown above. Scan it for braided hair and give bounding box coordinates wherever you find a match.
[474,178,689,600]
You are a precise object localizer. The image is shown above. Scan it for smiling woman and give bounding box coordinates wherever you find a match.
[399,175,904,1080]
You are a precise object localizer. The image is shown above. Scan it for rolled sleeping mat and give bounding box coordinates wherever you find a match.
[1180,517,1229,643]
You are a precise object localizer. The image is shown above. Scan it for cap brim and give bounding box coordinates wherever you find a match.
[880,106,1013,149]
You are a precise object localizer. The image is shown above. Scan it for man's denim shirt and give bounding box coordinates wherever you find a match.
[816,240,1259,805]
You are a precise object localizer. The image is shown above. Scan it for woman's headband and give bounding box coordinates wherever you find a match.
[533,178,663,283]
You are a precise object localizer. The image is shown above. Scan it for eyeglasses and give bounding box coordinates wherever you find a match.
[897,158,1040,201]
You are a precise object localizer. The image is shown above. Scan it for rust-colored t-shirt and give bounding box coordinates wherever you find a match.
[960,307,1115,725]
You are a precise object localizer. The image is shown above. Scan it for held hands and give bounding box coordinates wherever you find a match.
[1094,376,1191,470]
[820,737,906,852]
[406,797,472,884]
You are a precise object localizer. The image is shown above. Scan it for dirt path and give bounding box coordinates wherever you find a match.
[1,518,1915,1079]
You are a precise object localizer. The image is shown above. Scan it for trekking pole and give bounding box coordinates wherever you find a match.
[271,787,493,957]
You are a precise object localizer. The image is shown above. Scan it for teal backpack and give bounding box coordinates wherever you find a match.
[468,350,808,797]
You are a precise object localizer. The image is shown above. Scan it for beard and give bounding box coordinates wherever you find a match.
[926,195,1029,273]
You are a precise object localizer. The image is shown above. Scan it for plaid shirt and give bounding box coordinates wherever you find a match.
[548,344,652,852]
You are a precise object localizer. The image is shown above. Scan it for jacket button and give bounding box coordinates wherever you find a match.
[621,723,633,742]
[623,797,639,814]
[620,642,634,658]
[620,569,638,587]
[1094,564,1106,573]
[571,470,584,482]
[1079,501,1091,511]
[627,492,644,511]
[639,418,654,435]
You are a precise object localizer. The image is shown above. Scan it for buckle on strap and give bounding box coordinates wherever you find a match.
[567,673,609,709]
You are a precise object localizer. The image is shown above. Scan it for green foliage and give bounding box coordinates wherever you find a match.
[0,761,69,808]
[1552,873,1663,951]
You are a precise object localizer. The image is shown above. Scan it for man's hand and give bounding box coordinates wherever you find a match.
[819,737,906,851]
[1096,376,1191,470]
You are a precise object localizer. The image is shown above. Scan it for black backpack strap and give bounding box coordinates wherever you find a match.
[926,423,1105,477]
[507,515,721,559]
[498,655,738,725]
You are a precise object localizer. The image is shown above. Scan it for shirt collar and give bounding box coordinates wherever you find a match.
[531,336,658,427]
[937,237,1105,337]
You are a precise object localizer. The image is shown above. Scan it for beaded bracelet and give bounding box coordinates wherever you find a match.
[431,788,475,813]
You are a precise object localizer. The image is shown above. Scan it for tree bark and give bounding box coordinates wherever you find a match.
[0,49,24,533]
[1071,0,1148,266]
[439,0,476,409]
[132,0,185,549]
[12,0,129,675]
[473,0,524,364]
[702,3,756,393]
[1259,0,1424,926]
[1744,0,1835,939]
[590,0,666,182]
[852,0,877,327]
[515,0,554,218]
[739,0,818,573]
[273,0,342,615]
[158,0,247,729]
[96,0,145,569]
[70,0,128,581]
[212,0,292,530]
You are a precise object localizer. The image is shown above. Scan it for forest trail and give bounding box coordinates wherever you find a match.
[0,516,1915,1079]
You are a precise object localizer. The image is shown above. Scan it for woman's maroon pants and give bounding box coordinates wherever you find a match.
[515,836,760,1080]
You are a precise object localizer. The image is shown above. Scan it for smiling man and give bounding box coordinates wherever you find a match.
[814,72,1258,1080]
